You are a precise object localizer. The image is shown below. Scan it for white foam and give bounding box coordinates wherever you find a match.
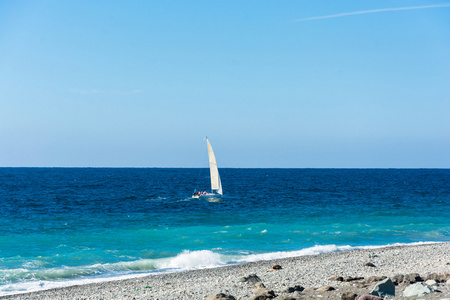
[0,241,441,296]
[157,250,225,270]
[233,244,353,263]
[0,273,150,296]
[0,259,158,296]
[233,242,441,263]
[355,241,438,250]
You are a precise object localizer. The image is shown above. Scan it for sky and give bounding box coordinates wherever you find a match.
[1,1,449,168]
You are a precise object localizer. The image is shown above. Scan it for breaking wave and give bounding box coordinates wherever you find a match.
[0,241,441,296]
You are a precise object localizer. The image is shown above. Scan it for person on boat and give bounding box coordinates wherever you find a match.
[194,189,197,195]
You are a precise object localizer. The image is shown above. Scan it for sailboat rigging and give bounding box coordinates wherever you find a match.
[193,138,223,198]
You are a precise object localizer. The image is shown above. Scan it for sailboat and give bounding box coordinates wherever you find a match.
[192,138,223,198]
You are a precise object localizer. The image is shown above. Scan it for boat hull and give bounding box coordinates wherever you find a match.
[192,193,222,199]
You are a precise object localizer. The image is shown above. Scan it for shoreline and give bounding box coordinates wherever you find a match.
[2,242,450,299]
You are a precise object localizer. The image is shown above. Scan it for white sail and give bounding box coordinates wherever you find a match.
[206,139,223,195]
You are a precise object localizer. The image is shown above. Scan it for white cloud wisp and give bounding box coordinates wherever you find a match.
[70,89,142,95]
[295,3,450,21]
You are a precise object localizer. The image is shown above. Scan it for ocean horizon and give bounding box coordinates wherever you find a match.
[1,168,449,295]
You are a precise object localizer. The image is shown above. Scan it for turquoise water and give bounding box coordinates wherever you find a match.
[0,168,449,295]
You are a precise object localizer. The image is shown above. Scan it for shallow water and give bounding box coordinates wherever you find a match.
[1,168,449,295]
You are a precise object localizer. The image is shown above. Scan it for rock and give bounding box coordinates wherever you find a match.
[303,287,316,293]
[341,291,358,300]
[250,288,276,300]
[343,276,364,282]
[253,282,266,289]
[424,273,440,282]
[403,273,423,284]
[366,276,386,282]
[206,293,237,300]
[425,279,437,286]
[447,278,450,286]
[355,295,382,300]
[276,297,296,300]
[241,274,262,284]
[369,278,395,297]
[403,282,434,297]
[249,296,273,300]
[364,262,376,267]
[292,291,303,298]
[272,264,282,270]
[285,285,304,293]
[316,286,335,292]
[329,276,344,281]
[391,274,404,285]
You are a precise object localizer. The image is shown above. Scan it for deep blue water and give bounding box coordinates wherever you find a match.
[1,168,449,295]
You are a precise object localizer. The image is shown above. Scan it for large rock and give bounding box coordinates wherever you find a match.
[424,273,440,282]
[425,279,437,286]
[329,276,344,281]
[403,273,423,284]
[272,264,282,270]
[364,262,376,267]
[403,282,434,297]
[391,274,404,285]
[276,297,296,300]
[206,293,237,300]
[343,276,364,282]
[241,274,262,284]
[366,276,386,282]
[250,296,273,300]
[250,288,276,300]
[355,295,382,300]
[341,291,358,300]
[303,287,316,293]
[285,285,304,293]
[426,272,450,282]
[253,282,266,289]
[369,278,395,297]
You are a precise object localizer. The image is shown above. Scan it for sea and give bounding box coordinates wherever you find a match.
[1,168,449,296]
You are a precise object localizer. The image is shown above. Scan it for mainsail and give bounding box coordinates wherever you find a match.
[206,139,223,195]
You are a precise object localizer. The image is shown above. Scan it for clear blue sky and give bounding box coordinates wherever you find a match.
[1,1,449,168]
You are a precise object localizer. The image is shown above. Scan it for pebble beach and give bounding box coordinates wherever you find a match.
[2,242,450,300]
